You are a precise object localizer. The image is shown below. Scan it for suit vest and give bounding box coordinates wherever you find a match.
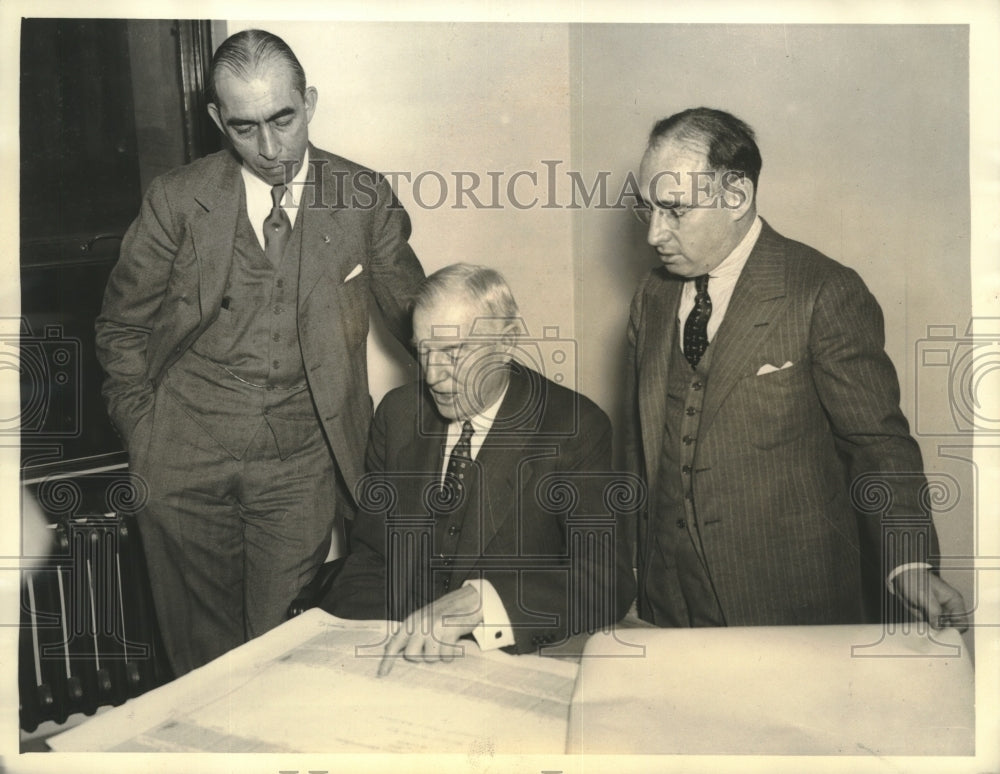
[653,326,726,625]
[163,191,317,460]
[382,456,483,618]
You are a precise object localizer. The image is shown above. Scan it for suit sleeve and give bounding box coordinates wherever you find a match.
[809,267,941,569]
[322,398,396,620]
[624,281,647,485]
[94,176,178,453]
[483,409,636,654]
[365,175,425,349]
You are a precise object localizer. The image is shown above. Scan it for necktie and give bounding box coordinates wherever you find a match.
[683,274,712,368]
[440,420,474,509]
[263,184,291,264]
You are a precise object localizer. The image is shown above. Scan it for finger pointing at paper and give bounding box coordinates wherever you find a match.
[378,585,483,676]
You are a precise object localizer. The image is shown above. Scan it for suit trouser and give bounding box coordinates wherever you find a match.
[134,385,337,676]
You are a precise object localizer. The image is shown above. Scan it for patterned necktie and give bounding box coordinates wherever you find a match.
[441,420,474,508]
[683,274,712,368]
[263,184,291,264]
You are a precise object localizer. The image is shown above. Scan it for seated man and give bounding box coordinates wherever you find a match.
[322,263,636,673]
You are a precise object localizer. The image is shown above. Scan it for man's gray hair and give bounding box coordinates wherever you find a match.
[414,264,520,327]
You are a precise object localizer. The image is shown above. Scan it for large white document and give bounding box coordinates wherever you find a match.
[49,609,579,754]
[567,623,974,755]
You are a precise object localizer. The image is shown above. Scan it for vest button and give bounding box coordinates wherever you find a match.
[682,465,692,474]
[685,406,697,416]
[692,381,703,390]
[683,435,695,445]
[676,518,686,529]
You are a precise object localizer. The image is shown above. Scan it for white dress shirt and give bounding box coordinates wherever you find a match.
[241,147,311,250]
[677,215,762,347]
[439,383,516,651]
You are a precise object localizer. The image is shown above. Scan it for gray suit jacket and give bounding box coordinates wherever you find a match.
[95,145,424,498]
[626,219,938,625]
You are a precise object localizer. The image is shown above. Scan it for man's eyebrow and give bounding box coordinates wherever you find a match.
[225,106,296,127]
[650,197,685,209]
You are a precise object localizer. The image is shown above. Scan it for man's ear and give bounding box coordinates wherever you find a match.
[720,173,754,220]
[207,102,225,135]
[499,323,519,354]
[303,86,318,125]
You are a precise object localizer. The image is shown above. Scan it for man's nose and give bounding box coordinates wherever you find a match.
[258,125,278,160]
[424,359,453,387]
[647,212,676,246]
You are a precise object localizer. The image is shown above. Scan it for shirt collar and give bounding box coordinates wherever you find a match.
[708,215,762,281]
[463,380,509,436]
[240,147,311,207]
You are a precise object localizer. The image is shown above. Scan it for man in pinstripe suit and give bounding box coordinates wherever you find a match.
[625,107,966,628]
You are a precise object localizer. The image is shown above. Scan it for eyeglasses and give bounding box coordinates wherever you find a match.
[419,340,496,368]
[632,202,693,226]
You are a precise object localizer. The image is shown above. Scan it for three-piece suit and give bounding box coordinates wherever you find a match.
[96,145,424,672]
[626,220,939,626]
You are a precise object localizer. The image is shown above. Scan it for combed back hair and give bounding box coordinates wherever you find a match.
[414,264,520,329]
[649,107,762,190]
[208,29,307,103]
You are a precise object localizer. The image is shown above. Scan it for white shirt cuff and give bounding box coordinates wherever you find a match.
[462,578,516,650]
[886,562,933,595]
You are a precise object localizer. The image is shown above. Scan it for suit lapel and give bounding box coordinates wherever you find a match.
[699,220,788,436]
[451,366,534,585]
[400,393,449,509]
[189,152,242,320]
[638,273,683,485]
[297,147,359,303]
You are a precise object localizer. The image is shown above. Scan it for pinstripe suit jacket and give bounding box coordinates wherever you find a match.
[625,220,938,626]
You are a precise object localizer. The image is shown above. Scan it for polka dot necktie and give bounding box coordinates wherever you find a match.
[263,184,291,264]
[441,420,474,507]
[683,274,712,368]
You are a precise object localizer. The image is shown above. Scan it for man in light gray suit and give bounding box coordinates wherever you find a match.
[95,29,424,674]
[626,107,966,628]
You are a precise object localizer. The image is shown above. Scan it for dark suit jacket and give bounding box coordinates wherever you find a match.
[626,219,939,626]
[95,145,424,497]
[324,364,637,653]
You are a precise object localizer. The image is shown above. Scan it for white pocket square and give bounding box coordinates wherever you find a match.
[343,263,364,283]
[756,361,794,376]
